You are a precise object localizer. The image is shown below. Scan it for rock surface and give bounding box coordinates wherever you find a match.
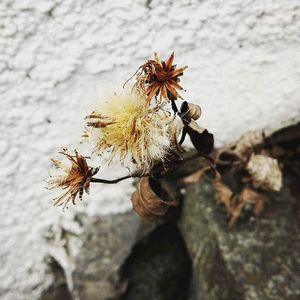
[43,209,192,300]
[179,179,300,300]
[44,211,142,300]
[72,212,142,300]
[39,258,72,300]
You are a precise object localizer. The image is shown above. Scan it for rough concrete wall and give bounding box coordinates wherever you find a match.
[1,0,300,298]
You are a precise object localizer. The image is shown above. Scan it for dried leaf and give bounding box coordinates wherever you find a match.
[131,177,176,222]
[228,188,267,228]
[168,119,185,153]
[179,101,202,124]
[238,187,267,216]
[183,169,206,184]
[270,145,287,158]
[183,166,216,184]
[228,200,244,228]
[234,130,264,156]
[186,120,214,154]
[246,154,282,191]
[214,180,233,211]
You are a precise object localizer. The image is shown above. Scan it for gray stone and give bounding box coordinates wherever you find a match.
[72,212,142,300]
[179,179,300,300]
[44,210,150,300]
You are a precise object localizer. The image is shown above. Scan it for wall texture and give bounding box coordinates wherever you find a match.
[1,0,300,299]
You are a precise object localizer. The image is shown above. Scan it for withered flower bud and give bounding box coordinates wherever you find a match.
[135,52,188,102]
[48,149,98,209]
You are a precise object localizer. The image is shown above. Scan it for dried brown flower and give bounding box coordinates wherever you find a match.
[48,149,98,209]
[135,52,188,102]
[246,154,282,191]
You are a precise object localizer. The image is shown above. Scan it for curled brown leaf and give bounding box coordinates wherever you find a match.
[246,154,282,191]
[179,101,202,124]
[214,180,233,212]
[234,130,264,156]
[131,177,177,222]
[185,120,214,154]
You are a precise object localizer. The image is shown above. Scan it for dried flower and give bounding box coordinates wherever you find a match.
[48,149,98,209]
[135,52,188,102]
[85,89,172,171]
[246,154,282,191]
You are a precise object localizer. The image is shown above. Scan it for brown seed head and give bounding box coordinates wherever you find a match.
[135,52,188,103]
[48,149,98,209]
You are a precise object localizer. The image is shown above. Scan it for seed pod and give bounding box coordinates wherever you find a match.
[131,177,176,222]
[179,101,202,124]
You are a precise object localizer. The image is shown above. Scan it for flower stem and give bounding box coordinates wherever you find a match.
[90,173,149,184]
[90,154,215,184]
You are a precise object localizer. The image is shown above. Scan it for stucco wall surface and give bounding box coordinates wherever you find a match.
[1,0,300,298]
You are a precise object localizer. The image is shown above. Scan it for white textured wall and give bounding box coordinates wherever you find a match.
[1,0,300,298]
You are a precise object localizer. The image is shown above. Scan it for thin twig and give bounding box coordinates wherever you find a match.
[90,173,149,184]
[90,153,215,184]
[171,99,178,114]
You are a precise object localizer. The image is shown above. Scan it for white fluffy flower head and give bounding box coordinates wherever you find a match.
[85,88,172,171]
